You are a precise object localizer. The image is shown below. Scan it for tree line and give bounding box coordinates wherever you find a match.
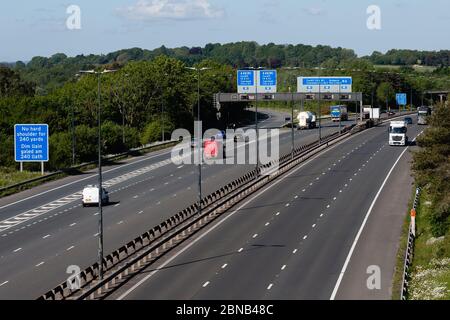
[0,45,447,173]
[7,42,450,93]
[0,57,244,170]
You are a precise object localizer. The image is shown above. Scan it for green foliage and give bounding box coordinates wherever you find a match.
[141,118,175,145]
[377,82,395,107]
[0,44,448,175]
[367,49,450,66]
[413,104,450,236]
[0,66,35,97]
[49,131,72,169]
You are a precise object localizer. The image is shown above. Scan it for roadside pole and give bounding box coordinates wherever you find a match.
[318,82,321,145]
[290,86,294,159]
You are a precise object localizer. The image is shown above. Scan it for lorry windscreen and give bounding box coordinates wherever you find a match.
[390,127,406,134]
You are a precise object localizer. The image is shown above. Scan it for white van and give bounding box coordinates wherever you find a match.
[82,185,109,207]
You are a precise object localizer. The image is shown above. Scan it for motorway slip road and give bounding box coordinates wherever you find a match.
[113,115,421,300]
[0,110,355,299]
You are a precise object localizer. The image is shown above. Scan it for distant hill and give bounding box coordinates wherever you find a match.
[9,42,450,92]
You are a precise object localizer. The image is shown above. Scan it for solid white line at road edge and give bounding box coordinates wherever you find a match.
[117,113,416,300]
[329,131,422,300]
[116,127,353,300]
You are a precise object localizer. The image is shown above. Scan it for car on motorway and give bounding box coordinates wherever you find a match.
[387,111,396,116]
[404,116,413,125]
[82,185,109,207]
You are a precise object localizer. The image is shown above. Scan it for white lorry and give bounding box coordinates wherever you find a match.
[389,121,408,146]
[297,111,317,129]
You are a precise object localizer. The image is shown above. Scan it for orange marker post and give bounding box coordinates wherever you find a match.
[410,209,416,237]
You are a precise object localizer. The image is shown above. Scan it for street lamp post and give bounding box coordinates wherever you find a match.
[78,69,116,280]
[186,67,211,217]
[282,67,302,159]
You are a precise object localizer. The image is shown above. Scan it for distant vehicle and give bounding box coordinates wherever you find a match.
[330,105,348,121]
[417,106,431,125]
[404,116,413,125]
[388,111,396,116]
[363,107,372,119]
[285,117,291,121]
[82,185,109,207]
[389,121,408,146]
[297,111,317,129]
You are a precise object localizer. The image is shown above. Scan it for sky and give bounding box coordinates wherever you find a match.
[1,0,449,62]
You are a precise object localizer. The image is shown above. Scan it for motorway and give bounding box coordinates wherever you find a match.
[112,114,421,300]
[0,109,356,299]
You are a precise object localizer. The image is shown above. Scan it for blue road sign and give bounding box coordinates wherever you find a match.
[259,70,277,86]
[237,70,277,93]
[237,70,255,94]
[14,124,49,162]
[301,77,352,86]
[297,77,352,93]
[237,70,255,86]
[396,93,407,106]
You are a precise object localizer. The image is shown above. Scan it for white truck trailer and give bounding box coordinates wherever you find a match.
[297,111,317,129]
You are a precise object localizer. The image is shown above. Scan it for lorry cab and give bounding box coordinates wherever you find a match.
[330,105,348,122]
[389,121,408,146]
[82,185,109,207]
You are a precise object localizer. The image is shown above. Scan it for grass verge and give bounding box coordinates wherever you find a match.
[407,188,450,300]
[391,186,417,300]
[392,187,450,300]
[0,167,43,188]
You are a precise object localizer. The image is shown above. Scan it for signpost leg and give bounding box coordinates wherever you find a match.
[20,162,23,172]
[41,162,44,176]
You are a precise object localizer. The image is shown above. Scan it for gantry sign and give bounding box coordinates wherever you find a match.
[214,92,365,120]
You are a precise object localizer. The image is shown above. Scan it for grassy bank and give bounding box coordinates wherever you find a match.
[407,188,450,300]
[391,186,417,300]
[0,166,42,189]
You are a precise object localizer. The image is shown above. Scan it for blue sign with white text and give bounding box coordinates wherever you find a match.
[237,70,255,86]
[14,124,49,162]
[396,93,407,106]
[259,70,277,86]
[302,78,352,86]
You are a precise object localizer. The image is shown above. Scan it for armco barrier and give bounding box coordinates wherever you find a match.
[39,128,350,300]
[0,139,177,196]
[400,187,421,300]
[39,111,416,300]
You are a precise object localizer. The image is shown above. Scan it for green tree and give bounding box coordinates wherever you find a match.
[413,104,450,236]
[376,82,395,109]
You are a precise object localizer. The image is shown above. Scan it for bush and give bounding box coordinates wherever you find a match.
[413,104,450,236]
[141,118,175,145]
[49,132,72,169]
